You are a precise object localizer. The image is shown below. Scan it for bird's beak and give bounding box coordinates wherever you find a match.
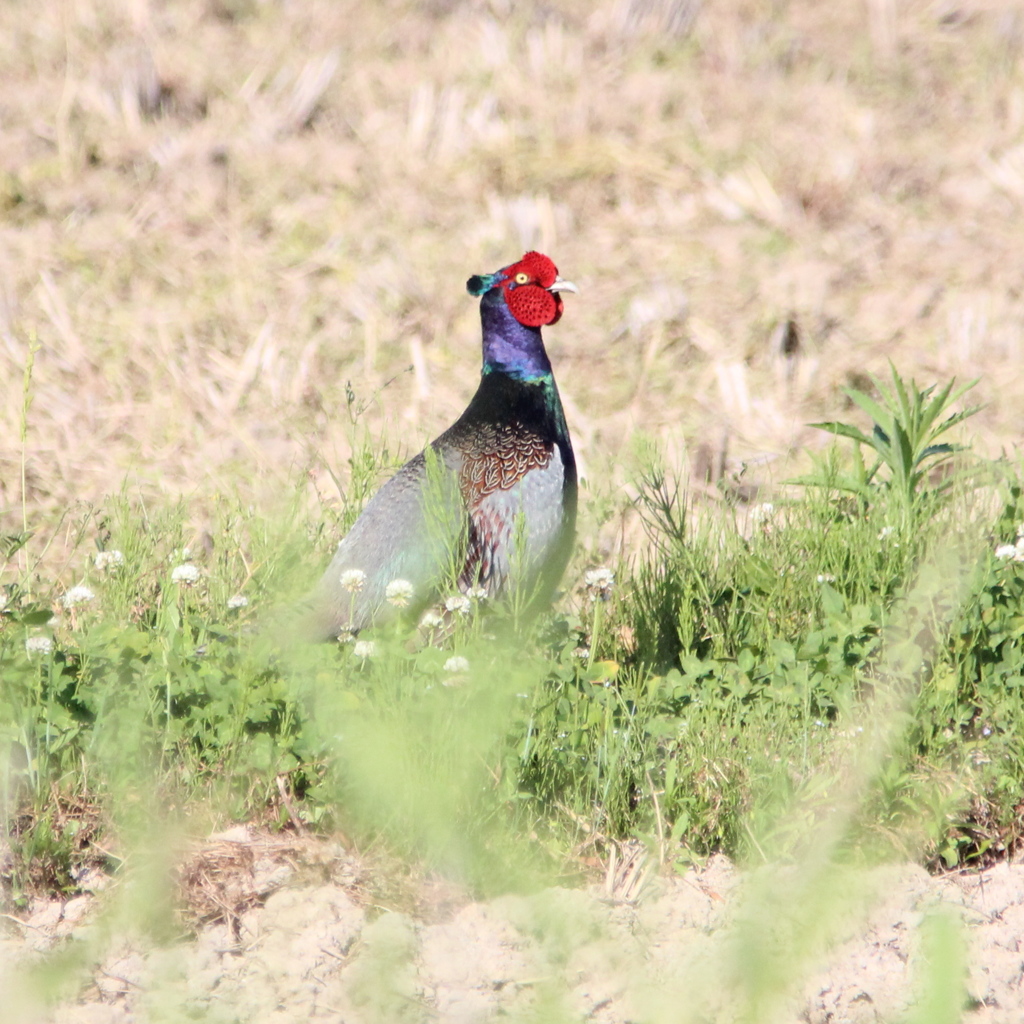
[548,276,578,294]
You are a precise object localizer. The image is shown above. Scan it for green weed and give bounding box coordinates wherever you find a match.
[2,368,1023,1021]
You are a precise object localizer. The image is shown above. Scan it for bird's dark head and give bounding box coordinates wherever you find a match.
[467,251,577,328]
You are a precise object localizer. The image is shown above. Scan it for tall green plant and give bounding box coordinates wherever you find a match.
[799,364,980,517]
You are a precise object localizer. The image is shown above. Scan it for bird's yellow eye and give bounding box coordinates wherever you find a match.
[514,272,530,284]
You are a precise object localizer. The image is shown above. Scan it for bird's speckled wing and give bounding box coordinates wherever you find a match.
[457,424,552,499]
[453,422,574,606]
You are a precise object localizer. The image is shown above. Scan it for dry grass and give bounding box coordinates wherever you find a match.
[2,0,1023,573]
[176,826,357,935]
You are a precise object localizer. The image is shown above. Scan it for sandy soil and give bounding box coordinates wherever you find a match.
[3,830,1023,1024]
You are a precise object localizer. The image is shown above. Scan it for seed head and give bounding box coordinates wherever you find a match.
[385,579,414,607]
[419,610,444,629]
[340,568,367,592]
[62,585,95,607]
[584,568,615,599]
[94,550,125,571]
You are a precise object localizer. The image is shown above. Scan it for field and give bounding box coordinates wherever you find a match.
[3,0,1024,1021]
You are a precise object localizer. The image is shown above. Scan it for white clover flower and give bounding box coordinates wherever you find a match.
[995,544,1018,560]
[465,586,488,601]
[339,568,367,592]
[385,579,414,607]
[584,568,615,598]
[62,585,95,607]
[877,526,895,541]
[816,574,835,584]
[94,550,124,571]
[444,594,471,615]
[750,502,775,525]
[352,640,376,659]
[171,563,201,584]
[227,594,249,609]
[25,636,53,655]
[443,656,469,673]
[573,646,591,661]
[419,609,444,629]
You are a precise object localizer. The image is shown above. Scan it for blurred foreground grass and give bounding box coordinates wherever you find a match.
[3,368,1021,1021]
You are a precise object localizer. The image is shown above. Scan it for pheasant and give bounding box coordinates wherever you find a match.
[308,251,578,640]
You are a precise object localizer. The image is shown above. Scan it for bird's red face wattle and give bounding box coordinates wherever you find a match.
[505,284,563,327]
[501,251,565,328]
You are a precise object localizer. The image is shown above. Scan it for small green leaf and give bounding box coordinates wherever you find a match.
[19,609,54,626]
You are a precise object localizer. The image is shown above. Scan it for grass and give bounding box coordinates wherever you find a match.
[3,0,1024,1018]
[4,367,1022,1019]
[4,370,1023,885]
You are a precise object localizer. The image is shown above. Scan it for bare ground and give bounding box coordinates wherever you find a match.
[4,829,1024,1023]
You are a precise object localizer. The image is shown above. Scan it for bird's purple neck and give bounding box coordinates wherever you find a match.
[479,290,553,382]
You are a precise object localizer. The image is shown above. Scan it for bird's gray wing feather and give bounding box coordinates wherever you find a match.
[308,447,467,639]
[461,446,572,608]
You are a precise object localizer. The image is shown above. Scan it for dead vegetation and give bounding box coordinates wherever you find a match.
[1,0,1022,566]
[176,826,357,936]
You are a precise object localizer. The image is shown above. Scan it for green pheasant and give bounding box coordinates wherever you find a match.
[309,251,577,639]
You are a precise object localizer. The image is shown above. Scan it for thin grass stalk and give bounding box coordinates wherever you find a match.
[19,334,41,541]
